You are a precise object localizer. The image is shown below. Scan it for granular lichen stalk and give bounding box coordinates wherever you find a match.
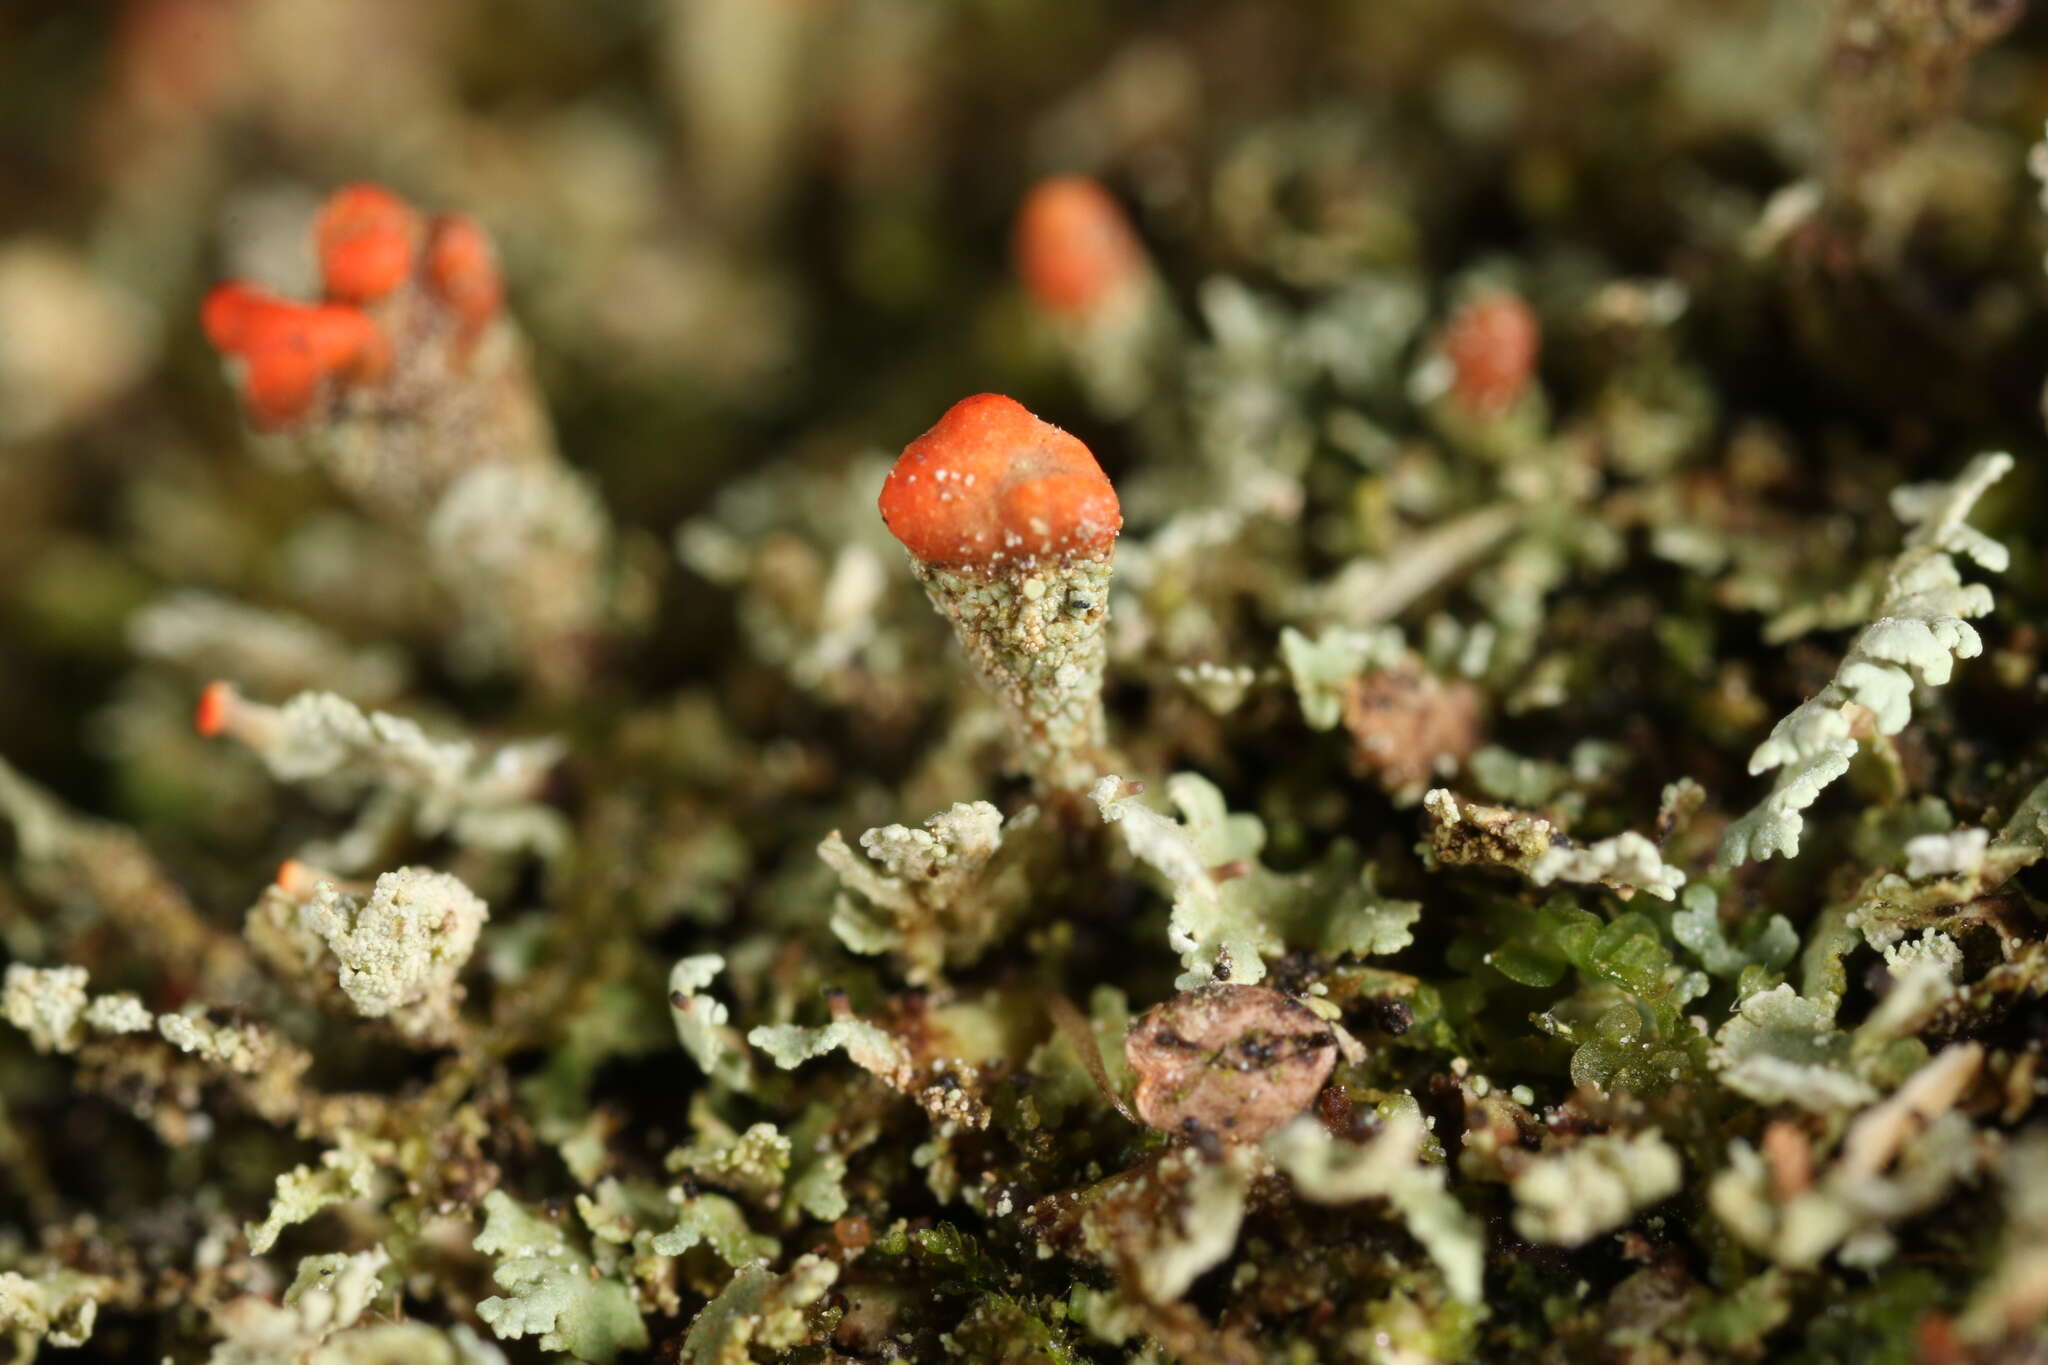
[879,393,1122,790]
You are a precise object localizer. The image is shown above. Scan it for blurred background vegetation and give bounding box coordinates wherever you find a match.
[7,0,2048,817]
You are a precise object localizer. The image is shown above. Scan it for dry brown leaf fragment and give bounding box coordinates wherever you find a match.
[1125,984,1338,1142]
[1339,663,1483,796]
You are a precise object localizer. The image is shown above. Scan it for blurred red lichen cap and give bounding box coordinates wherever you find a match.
[424,214,503,337]
[194,680,234,737]
[200,280,274,353]
[235,346,324,430]
[315,183,419,304]
[117,0,240,123]
[274,858,325,898]
[1013,176,1146,320]
[879,394,1121,569]
[1443,290,1540,417]
[200,282,387,428]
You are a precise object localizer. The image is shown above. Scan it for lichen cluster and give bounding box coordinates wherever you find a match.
[7,2,2048,1362]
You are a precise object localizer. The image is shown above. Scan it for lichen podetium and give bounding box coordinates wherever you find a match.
[910,555,1113,791]
[881,394,1121,791]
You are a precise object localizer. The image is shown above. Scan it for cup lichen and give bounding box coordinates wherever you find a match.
[9,8,2048,1363]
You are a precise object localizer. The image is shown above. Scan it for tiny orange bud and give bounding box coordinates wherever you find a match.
[878,394,1120,570]
[1014,176,1146,321]
[1442,291,1540,417]
[195,680,235,737]
[274,859,317,897]
[274,859,361,898]
[316,183,419,304]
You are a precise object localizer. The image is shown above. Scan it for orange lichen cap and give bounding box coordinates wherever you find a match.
[274,859,318,897]
[201,281,284,353]
[315,183,419,304]
[1443,290,1540,417]
[423,214,503,337]
[879,394,1120,569]
[201,282,388,426]
[275,858,363,898]
[237,344,324,430]
[195,680,235,737]
[202,283,385,372]
[1013,176,1146,320]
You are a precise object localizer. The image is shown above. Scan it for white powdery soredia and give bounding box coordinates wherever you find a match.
[1718,453,2011,868]
[301,868,489,1041]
